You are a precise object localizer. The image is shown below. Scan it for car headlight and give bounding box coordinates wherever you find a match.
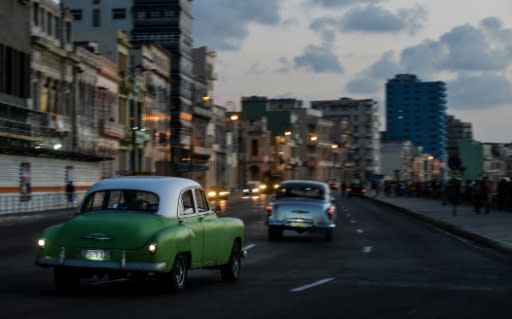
[208,191,217,197]
[37,238,45,248]
[219,191,229,196]
[252,188,260,193]
[148,243,157,254]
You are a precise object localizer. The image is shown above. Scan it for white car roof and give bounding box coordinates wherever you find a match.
[80,176,203,218]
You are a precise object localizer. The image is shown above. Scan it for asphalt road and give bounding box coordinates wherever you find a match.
[1,194,512,318]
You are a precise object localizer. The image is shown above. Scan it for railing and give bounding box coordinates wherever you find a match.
[0,192,85,215]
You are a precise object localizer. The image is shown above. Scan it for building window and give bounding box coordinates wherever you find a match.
[70,9,82,21]
[47,12,52,35]
[65,22,71,43]
[150,10,161,18]
[135,11,146,19]
[92,9,100,27]
[112,8,126,20]
[251,140,259,157]
[33,3,39,26]
[164,10,175,18]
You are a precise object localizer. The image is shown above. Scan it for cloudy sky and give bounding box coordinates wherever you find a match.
[192,0,512,143]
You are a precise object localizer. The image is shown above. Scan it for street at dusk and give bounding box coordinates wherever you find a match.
[2,194,512,318]
[1,1,512,318]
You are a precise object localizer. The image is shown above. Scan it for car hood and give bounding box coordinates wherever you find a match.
[57,212,167,249]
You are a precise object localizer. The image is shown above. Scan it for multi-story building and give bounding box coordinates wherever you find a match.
[95,53,124,178]
[384,74,447,161]
[312,98,381,184]
[0,0,105,213]
[267,99,338,182]
[64,0,208,180]
[447,114,473,157]
[380,141,413,181]
[132,43,172,175]
[206,104,228,189]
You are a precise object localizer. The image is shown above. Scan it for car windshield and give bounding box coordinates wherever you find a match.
[81,189,159,214]
[276,183,325,200]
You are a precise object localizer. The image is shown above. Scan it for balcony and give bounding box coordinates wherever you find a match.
[0,118,47,142]
[100,120,126,140]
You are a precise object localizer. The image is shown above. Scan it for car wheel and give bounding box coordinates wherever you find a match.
[324,229,333,242]
[54,267,80,290]
[268,226,282,241]
[220,241,241,282]
[163,254,187,293]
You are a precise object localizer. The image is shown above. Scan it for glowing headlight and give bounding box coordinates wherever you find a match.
[37,238,45,248]
[219,191,229,196]
[273,184,279,189]
[148,243,157,254]
[208,191,217,197]
[252,188,260,193]
[259,184,267,190]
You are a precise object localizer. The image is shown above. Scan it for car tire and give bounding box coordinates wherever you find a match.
[220,241,241,282]
[268,226,282,241]
[54,267,80,290]
[164,254,187,293]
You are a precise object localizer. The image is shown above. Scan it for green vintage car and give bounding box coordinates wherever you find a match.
[35,176,245,292]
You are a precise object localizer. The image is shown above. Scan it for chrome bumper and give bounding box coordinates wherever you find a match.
[267,220,336,230]
[35,256,167,272]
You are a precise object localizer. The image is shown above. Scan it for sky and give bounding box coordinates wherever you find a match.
[192,0,512,143]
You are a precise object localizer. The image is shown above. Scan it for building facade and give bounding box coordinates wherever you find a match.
[384,74,447,161]
[447,114,473,157]
[312,98,381,184]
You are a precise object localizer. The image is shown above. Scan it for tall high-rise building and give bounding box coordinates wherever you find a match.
[384,74,447,161]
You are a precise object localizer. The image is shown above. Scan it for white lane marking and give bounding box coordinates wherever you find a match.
[243,244,256,251]
[350,220,356,224]
[356,229,364,233]
[362,246,373,253]
[289,277,335,293]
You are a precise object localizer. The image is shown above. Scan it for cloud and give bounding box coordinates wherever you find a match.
[293,44,344,73]
[307,0,384,8]
[447,73,512,109]
[341,4,427,34]
[400,40,447,78]
[439,24,511,71]
[346,51,402,93]
[192,0,281,51]
[276,57,292,73]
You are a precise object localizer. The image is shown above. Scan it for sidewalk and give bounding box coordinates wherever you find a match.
[370,195,512,254]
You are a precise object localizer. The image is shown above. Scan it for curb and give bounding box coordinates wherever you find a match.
[0,208,74,224]
[371,198,512,256]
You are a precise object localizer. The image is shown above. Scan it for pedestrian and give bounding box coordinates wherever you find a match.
[65,181,75,208]
[480,177,491,214]
[447,177,460,216]
[341,182,347,197]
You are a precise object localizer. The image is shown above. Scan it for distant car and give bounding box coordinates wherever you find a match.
[35,176,245,292]
[207,186,231,200]
[242,182,261,196]
[347,183,367,197]
[265,180,336,241]
[326,179,340,191]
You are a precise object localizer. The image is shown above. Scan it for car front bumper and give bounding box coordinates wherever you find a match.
[35,256,167,272]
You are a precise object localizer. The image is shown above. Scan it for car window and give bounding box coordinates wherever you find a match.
[81,189,159,213]
[181,190,196,215]
[194,189,210,213]
[276,183,325,200]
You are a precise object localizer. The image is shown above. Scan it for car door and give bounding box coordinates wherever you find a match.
[179,189,204,268]
[194,188,224,266]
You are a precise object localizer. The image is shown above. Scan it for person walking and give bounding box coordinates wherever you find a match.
[65,181,75,208]
[447,177,460,216]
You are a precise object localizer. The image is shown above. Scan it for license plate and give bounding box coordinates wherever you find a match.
[290,222,309,228]
[82,249,110,261]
